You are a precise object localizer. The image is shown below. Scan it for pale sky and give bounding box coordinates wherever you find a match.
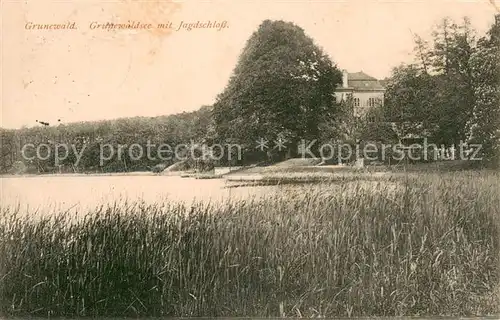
[1,0,499,129]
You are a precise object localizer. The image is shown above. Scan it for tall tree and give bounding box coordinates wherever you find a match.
[430,17,477,145]
[468,14,500,166]
[213,20,342,161]
[383,64,439,139]
[412,34,433,74]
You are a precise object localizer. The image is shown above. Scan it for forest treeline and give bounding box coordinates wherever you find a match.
[0,106,214,174]
[1,16,499,174]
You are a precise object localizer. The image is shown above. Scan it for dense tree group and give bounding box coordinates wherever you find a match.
[383,15,499,166]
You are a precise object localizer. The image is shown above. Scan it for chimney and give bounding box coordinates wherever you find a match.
[342,69,348,88]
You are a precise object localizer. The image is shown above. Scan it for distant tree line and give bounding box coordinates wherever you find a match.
[0,106,214,174]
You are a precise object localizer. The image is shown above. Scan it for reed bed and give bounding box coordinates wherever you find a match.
[0,171,499,317]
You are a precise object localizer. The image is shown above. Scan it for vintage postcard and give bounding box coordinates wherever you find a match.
[1,0,499,318]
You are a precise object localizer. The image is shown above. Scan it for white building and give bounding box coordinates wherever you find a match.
[334,70,386,118]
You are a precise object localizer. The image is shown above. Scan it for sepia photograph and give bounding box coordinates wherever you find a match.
[1,0,499,318]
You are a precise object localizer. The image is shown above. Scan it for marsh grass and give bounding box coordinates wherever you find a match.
[0,172,499,317]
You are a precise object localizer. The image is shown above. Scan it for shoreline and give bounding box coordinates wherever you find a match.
[0,171,158,179]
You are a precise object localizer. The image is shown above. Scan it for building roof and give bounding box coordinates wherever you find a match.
[347,71,385,90]
[348,71,377,81]
[335,71,386,91]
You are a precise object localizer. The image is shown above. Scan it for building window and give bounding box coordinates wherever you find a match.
[354,98,360,107]
[368,97,379,107]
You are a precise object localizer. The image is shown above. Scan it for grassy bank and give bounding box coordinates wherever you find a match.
[0,172,499,317]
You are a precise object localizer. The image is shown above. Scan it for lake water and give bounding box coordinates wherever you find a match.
[1,174,399,220]
[0,175,287,216]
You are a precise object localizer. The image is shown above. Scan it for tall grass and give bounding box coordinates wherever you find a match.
[0,172,499,317]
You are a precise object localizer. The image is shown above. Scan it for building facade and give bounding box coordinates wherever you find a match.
[334,70,386,118]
